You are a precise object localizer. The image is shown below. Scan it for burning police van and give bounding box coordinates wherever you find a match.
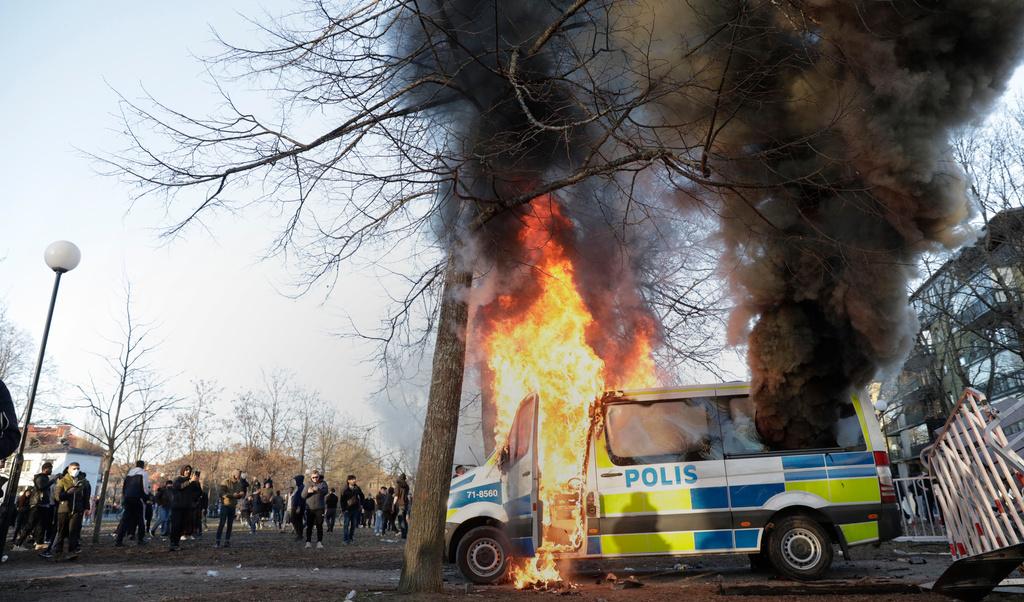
[444,382,901,584]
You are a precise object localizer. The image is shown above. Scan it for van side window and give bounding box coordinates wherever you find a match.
[717,395,866,454]
[718,396,768,456]
[603,399,721,465]
[508,397,535,464]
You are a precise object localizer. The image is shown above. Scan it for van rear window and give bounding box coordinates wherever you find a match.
[604,399,722,465]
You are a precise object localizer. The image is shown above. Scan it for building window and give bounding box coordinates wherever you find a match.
[22,460,32,473]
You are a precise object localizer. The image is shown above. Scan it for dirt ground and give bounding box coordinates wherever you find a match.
[0,522,1018,601]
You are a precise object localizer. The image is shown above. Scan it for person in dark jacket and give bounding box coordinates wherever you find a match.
[394,474,411,539]
[168,465,201,551]
[339,475,365,545]
[374,487,388,536]
[115,460,151,546]
[324,488,339,533]
[41,462,90,560]
[0,379,20,460]
[13,461,55,550]
[361,494,375,528]
[303,470,328,548]
[289,475,306,540]
[190,472,208,538]
[271,490,285,530]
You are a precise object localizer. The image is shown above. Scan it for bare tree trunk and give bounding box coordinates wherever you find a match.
[399,253,472,593]
[91,451,114,544]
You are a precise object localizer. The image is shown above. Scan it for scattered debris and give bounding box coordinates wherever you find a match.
[346,590,357,600]
[124,585,135,589]
[606,574,644,590]
[908,557,927,565]
[312,567,320,572]
[236,564,242,569]
[205,570,219,577]
[718,578,921,596]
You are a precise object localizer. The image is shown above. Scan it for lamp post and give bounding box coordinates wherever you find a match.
[0,241,80,560]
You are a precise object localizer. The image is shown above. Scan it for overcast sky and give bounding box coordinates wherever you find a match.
[2,3,1022,464]
[0,2,403,444]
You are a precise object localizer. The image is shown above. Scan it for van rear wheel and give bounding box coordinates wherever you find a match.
[767,516,833,580]
[456,526,510,584]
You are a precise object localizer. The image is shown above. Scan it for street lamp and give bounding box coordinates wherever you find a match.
[0,241,80,560]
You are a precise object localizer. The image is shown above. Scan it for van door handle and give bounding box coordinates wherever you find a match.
[522,471,531,477]
[600,472,623,478]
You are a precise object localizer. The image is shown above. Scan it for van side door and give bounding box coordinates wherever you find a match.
[592,394,730,557]
[504,394,540,557]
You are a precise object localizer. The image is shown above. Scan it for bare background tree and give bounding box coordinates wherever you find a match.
[74,284,180,543]
[177,379,221,466]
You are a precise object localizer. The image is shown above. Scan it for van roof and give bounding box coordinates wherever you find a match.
[604,382,751,402]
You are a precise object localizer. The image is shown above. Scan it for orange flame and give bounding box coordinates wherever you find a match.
[479,195,658,588]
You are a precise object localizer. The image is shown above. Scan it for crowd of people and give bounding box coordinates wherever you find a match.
[6,455,413,560]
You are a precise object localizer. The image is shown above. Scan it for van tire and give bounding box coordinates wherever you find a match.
[766,516,833,580]
[456,526,511,585]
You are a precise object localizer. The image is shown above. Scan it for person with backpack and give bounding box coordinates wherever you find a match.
[40,462,90,560]
[12,461,56,551]
[339,474,365,545]
[115,460,151,546]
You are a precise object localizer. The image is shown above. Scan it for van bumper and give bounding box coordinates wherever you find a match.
[878,502,902,541]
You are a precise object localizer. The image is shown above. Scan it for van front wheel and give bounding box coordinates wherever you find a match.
[767,516,833,580]
[456,526,511,585]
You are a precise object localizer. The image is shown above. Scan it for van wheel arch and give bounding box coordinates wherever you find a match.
[448,517,504,563]
[762,508,836,580]
[763,506,840,549]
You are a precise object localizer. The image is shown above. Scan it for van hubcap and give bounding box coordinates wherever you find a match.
[781,528,821,569]
[468,538,503,576]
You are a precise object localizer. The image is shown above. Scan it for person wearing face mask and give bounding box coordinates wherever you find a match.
[41,462,91,560]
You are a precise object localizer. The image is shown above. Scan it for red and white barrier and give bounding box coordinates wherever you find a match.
[921,388,1024,560]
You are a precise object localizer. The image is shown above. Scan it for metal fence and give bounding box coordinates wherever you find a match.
[892,476,947,542]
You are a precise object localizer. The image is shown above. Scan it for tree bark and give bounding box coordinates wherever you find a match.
[398,251,472,593]
[91,451,114,543]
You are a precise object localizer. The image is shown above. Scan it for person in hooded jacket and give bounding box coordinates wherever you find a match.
[41,462,90,560]
[289,475,306,540]
[168,465,201,551]
[13,461,56,551]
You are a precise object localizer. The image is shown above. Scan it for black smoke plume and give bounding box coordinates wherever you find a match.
[396,1,661,449]
[621,0,1024,447]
